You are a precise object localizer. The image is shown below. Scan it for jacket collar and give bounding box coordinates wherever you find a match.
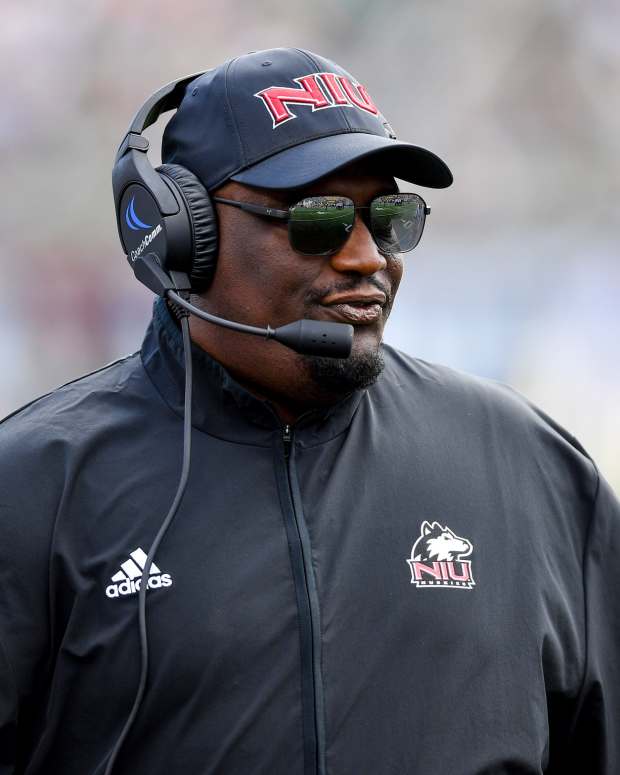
[140,298,365,447]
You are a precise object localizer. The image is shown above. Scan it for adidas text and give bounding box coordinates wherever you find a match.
[106,547,173,598]
[106,573,172,598]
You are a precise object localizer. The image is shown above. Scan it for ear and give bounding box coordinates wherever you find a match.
[421,521,432,535]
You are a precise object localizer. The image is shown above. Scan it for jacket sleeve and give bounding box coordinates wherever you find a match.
[0,638,17,773]
[0,418,57,773]
[567,467,620,772]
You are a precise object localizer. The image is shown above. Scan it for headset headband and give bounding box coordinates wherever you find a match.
[112,70,214,276]
[114,71,208,165]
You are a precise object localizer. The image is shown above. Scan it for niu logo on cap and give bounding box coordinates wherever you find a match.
[407,521,476,590]
[255,72,379,128]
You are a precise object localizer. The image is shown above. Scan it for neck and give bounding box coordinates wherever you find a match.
[225,372,323,425]
[186,315,345,426]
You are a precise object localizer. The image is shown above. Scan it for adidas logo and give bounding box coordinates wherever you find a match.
[105,547,173,598]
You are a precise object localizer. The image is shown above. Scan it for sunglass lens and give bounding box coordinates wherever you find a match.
[288,196,355,255]
[370,193,426,253]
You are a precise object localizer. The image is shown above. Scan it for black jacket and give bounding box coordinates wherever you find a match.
[1,298,619,775]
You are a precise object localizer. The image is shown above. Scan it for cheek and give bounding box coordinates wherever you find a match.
[215,214,285,287]
[378,254,404,320]
[387,254,404,294]
[217,217,318,312]
[249,227,293,283]
[260,258,320,317]
[251,231,317,298]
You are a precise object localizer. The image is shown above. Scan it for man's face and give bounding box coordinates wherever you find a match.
[199,160,405,396]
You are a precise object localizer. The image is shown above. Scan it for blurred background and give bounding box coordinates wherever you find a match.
[1,0,618,490]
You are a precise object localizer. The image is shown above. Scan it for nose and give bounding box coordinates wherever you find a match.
[329,213,387,276]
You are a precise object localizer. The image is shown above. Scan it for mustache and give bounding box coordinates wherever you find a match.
[305,277,392,307]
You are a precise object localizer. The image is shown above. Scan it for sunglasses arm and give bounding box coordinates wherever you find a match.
[212,196,290,221]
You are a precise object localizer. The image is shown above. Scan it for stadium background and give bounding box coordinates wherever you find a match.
[2,0,618,492]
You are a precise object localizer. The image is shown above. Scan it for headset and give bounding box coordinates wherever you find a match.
[106,73,353,774]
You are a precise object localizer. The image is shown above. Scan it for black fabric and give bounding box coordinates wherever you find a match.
[1,298,619,774]
[157,163,218,289]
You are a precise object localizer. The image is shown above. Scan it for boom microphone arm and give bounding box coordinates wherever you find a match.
[134,252,354,359]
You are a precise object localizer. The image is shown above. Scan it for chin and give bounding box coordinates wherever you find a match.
[299,337,385,395]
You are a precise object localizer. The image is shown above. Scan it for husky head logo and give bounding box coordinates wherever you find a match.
[412,521,473,562]
[407,521,475,589]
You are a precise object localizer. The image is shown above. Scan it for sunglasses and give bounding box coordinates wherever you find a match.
[212,193,430,257]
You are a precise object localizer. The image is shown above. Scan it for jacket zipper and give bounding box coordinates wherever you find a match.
[283,423,292,458]
[278,423,325,775]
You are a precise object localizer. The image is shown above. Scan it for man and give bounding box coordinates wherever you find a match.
[0,48,619,775]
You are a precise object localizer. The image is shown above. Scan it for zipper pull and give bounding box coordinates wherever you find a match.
[282,424,292,458]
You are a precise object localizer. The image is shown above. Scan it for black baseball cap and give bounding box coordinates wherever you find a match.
[162,47,452,192]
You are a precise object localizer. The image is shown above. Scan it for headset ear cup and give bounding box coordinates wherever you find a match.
[156,163,218,291]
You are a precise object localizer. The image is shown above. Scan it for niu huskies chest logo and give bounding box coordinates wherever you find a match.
[407,521,475,590]
[255,71,380,128]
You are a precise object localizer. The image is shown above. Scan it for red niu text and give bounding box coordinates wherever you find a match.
[408,560,475,589]
[255,72,379,127]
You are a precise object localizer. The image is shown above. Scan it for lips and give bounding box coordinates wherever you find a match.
[319,291,387,325]
[322,302,383,324]
[321,291,387,306]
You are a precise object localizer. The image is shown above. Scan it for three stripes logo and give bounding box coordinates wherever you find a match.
[105,547,173,599]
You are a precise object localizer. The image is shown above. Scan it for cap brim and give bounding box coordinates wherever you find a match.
[229,132,452,190]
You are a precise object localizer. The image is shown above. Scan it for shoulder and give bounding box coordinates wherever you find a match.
[0,351,144,463]
[0,353,144,556]
[376,343,593,468]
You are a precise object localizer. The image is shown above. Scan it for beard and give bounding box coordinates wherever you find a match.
[297,276,395,396]
[299,345,385,395]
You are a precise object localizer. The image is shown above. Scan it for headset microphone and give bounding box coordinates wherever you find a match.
[134,252,354,359]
